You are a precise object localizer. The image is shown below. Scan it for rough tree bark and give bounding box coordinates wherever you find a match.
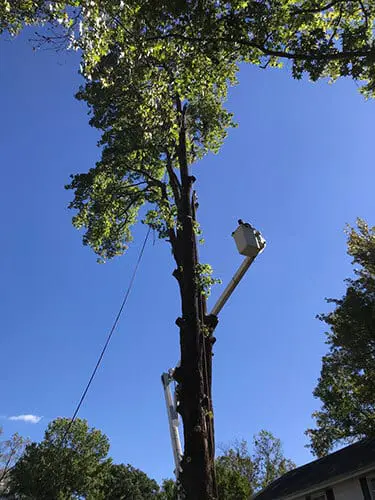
[171,100,216,499]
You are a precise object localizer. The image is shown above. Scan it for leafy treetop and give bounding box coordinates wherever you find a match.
[216,430,295,499]
[7,417,110,499]
[307,219,375,456]
[2,1,375,96]
[65,4,238,262]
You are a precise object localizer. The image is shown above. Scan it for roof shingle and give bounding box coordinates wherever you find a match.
[254,438,375,500]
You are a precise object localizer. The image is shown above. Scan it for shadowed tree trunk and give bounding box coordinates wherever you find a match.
[170,102,216,499]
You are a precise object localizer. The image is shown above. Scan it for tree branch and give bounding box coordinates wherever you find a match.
[123,165,165,188]
[0,445,17,483]
[165,151,181,205]
[119,188,148,214]
[357,0,370,30]
[327,4,344,47]
[291,0,345,15]
[145,32,375,62]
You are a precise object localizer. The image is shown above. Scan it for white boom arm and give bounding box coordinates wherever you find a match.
[210,255,255,316]
[161,221,265,480]
[211,222,265,316]
[161,371,182,479]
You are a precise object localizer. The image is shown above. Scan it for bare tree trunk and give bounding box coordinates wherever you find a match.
[172,100,215,499]
[192,191,218,497]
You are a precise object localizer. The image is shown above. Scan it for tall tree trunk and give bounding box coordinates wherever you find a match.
[172,101,215,499]
[192,191,218,497]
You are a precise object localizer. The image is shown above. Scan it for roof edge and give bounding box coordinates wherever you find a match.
[280,463,375,500]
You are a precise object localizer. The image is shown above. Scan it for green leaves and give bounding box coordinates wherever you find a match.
[0,428,29,494]
[0,1,58,35]
[158,432,294,500]
[252,430,295,491]
[195,263,221,298]
[216,440,254,500]
[215,432,295,499]
[7,417,110,499]
[307,219,375,456]
[64,4,239,261]
[158,478,178,500]
[3,1,375,96]
[100,463,160,500]
[6,417,170,499]
[66,168,149,260]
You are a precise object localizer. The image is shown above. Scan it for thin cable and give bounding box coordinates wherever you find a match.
[65,227,151,435]
[55,229,151,493]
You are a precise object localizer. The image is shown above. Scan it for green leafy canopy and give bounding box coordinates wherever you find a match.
[307,219,375,457]
[64,6,238,262]
[2,2,375,262]
[216,431,295,499]
[3,2,375,96]
[7,417,111,499]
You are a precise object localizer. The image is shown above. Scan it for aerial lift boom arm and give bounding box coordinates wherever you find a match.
[161,221,266,481]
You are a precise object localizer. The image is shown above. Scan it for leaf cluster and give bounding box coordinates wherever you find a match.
[65,4,237,260]
[216,431,295,499]
[307,219,375,456]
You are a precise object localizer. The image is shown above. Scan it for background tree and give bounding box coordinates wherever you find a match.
[7,417,110,499]
[216,440,254,500]
[216,431,295,499]
[158,479,178,500]
[307,219,375,457]
[252,430,295,491]
[100,463,160,499]
[0,427,29,495]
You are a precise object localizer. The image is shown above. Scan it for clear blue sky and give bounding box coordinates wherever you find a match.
[1,30,374,483]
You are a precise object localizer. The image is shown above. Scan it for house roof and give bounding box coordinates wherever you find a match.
[254,438,375,500]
